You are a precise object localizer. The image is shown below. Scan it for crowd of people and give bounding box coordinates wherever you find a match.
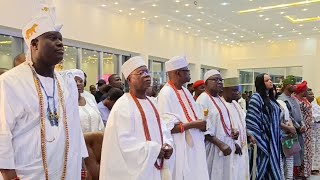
[1,1,320,180]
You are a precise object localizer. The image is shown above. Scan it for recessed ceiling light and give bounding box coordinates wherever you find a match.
[101,4,107,7]
[140,11,145,13]
[197,29,201,32]
[251,41,255,44]
[167,19,171,22]
[114,2,119,5]
[176,28,180,31]
[225,38,228,41]
[275,24,280,26]
[280,12,286,15]
[129,13,132,16]
[232,32,236,35]
[204,37,208,40]
[185,4,190,7]
[186,14,192,17]
[280,26,284,29]
[175,0,180,2]
[216,36,219,38]
[196,18,202,21]
[260,36,264,39]
[264,17,270,21]
[130,8,135,11]
[213,39,217,42]
[259,14,264,17]
[278,34,283,37]
[206,22,211,25]
[197,6,203,9]
[268,40,272,43]
[240,35,244,38]
[142,17,146,20]
[231,41,234,43]
[299,24,304,27]
[200,11,205,14]
[220,42,224,44]
[221,2,229,6]
[223,29,228,31]
[175,10,180,13]
[288,40,292,42]
[298,32,302,35]
[306,37,310,40]
[152,4,157,7]
[302,8,308,11]
[185,31,189,34]
[165,25,169,28]
[119,10,123,12]
[188,27,192,29]
[154,15,158,18]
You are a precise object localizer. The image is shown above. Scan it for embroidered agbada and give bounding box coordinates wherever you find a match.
[157,85,209,180]
[99,94,173,180]
[0,64,88,179]
[196,93,236,180]
[246,93,282,180]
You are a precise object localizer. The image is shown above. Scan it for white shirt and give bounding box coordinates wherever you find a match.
[0,64,88,179]
[99,94,173,180]
[238,97,247,112]
[157,85,209,180]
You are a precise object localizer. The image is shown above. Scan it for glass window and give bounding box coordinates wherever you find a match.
[286,67,303,83]
[0,34,23,69]
[269,68,285,84]
[239,69,253,84]
[254,68,268,79]
[201,68,205,80]
[102,53,118,83]
[239,85,254,93]
[82,49,99,89]
[62,45,77,70]
[152,61,164,86]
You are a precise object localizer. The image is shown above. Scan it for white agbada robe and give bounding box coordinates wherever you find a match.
[157,85,209,180]
[225,100,250,180]
[0,64,88,179]
[196,92,236,180]
[99,94,173,180]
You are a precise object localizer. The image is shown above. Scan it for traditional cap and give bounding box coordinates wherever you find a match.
[295,81,308,94]
[165,56,189,72]
[22,0,63,64]
[223,77,239,88]
[283,75,297,87]
[204,69,220,82]
[193,80,205,88]
[69,69,85,81]
[121,56,147,79]
[97,79,106,85]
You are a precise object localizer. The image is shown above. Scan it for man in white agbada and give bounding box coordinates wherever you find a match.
[222,77,251,180]
[0,1,88,179]
[196,70,239,180]
[157,56,209,180]
[99,56,174,180]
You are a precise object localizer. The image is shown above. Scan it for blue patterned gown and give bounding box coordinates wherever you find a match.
[246,93,282,180]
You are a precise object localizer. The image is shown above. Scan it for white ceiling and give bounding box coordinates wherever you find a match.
[65,0,320,44]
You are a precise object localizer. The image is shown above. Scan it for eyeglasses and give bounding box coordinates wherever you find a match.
[207,78,224,83]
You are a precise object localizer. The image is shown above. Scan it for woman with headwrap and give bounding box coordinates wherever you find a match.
[246,73,283,180]
[294,81,313,179]
[68,69,104,133]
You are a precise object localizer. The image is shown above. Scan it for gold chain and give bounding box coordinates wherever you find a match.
[30,65,69,180]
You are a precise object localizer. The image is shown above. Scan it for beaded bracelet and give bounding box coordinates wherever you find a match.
[81,170,88,178]
[11,177,20,180]
[179,122,185,133]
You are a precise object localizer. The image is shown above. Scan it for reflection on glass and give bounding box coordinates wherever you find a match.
[103,53,118,83]
[62,46,77,70]
[82,49,99,90]
[0,34,23,69]
[269,68,285,84]
[239,69,253,84]
[152,61,164,85]
[286,67,303,83]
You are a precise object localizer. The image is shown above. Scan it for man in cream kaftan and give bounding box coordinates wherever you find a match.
[157,56,209,180]
[99,56,173,180]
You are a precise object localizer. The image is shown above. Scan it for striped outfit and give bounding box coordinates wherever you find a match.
[246,93,283,180]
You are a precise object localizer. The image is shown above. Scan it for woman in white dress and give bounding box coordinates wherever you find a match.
[70,69,104,133]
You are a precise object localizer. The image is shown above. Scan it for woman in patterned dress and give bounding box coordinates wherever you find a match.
[295,81,313,179]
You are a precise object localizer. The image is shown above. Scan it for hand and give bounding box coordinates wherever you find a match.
[248,134,257,144]
[219,144,232,156]
[299,126,306,134]
[163,144,173,159]
[232,130,239,140]
[287,126,296,135]
[158,148,165,159]
[193,121,207,132]
[235,143,242,155]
